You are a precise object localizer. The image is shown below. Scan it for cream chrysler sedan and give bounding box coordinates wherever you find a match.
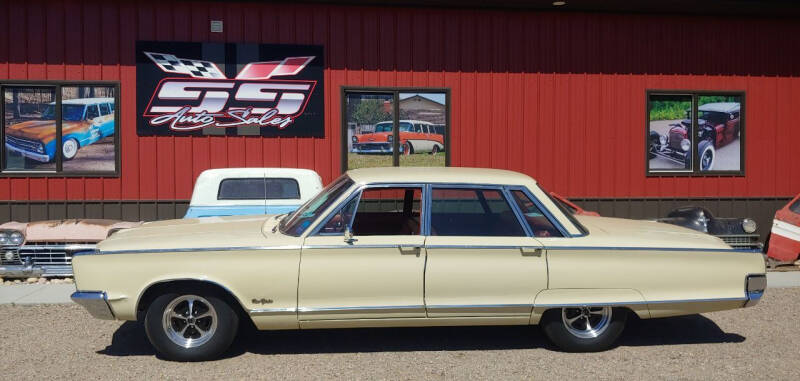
[71,167,766,361]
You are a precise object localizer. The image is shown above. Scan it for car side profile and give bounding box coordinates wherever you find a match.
[183,168,323,218]
[351,120,444,155]
[71,167,765,361]
[4,97,115,162]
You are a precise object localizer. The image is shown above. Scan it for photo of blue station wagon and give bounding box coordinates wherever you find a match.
[184,168,324,218]
[4,97,115,162]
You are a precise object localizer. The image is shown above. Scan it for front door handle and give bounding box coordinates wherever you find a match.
[520,247,543,257]
[399,245,422,255]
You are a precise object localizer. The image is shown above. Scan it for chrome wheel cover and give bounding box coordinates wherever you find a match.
[62,139,78,159]
[561,306,612,339]
[162,295,218,348]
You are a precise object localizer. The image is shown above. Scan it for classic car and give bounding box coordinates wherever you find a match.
[183,168,323,218]
[4,97,115,163]
[765,193,800,264]
[0,219,141,278]
[649,102,740,171]
[351,120,444,155]
[657,206,761,250]
[71,167,765,361]
[548,192,600,216]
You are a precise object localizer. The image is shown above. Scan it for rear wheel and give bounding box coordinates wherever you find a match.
[431,144,440,155]
[144,292,239,361]
[540,306,627,352]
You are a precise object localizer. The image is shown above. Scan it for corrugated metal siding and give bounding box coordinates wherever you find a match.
[1,1,800,201]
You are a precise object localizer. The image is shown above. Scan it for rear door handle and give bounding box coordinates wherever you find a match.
[520,247,543,257]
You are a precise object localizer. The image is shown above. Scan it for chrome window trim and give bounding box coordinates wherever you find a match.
[502,187,535,237]
[302,244,412,250]
[507,186,572,237]
[310,183,428,237]
[97,245,302,255]
[425,245,530,250]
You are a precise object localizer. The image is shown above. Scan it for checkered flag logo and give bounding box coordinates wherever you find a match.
[144,51,226,79]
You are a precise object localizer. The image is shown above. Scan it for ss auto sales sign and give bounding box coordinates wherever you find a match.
[136,41,324,137]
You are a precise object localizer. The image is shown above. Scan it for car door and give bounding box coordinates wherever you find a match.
[298,185,427,320]
[424,186,549,318]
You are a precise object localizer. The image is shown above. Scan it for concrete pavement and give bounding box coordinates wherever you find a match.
[1,271,799,305]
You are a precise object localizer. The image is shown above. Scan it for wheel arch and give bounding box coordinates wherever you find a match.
[530,288,651,324]
[136,278,253,326]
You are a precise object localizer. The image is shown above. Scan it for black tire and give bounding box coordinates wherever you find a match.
[144,291,239,362]
[648,131,660,160]
[431,144,440,155]
[698,139,715,171]
[402,141,414,155]
[684,150,691,169]
[540,307,628,352]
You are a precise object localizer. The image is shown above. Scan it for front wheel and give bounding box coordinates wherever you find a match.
[144,292,239,361]
[540,306,627,352]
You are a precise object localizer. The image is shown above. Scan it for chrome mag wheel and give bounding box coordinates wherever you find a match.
[162,295,218,348]
[561,306,612,339]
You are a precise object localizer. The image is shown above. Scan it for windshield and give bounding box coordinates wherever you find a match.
[279,175,354,236]
[374,122,413,133]
[41,104,85,121]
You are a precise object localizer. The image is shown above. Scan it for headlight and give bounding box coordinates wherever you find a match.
[0,232,8,245]
[742,219,757,234]
[658,135,667,146]
[9,231,24,245]
[36,143,45,153]
[680,139,691,152]
[387,135,393,142]
[351,136,358,143]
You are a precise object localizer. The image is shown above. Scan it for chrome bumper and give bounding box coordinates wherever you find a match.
[744,274,767,307]
[0,264,72,278]
[4,142,50,162]
[351,143,393,154]
[71,291,116,320]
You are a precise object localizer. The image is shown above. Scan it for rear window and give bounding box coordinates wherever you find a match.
[217,178,301,200]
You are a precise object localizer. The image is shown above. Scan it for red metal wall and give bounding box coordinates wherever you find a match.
[1,1,799,202]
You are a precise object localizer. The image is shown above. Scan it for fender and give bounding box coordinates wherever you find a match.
[530,288,650,324]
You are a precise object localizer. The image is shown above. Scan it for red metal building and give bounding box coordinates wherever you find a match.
[1,0,799,238]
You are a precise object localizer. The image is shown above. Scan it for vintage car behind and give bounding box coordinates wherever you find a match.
[0,219,141,278]
[4,97,115,163]
[351,120,444,155]
[649,102,740,170]
[183,168,323,218]
[657,206,760,250]
[765,193,800,264]
[71,167,765,361]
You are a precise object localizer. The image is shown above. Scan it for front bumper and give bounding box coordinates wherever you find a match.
[71,291,116,320]
[351,142,393,154]
[4,142,50,162]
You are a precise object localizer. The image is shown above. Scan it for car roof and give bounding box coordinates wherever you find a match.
[53,97,115,106]
[345,166,537,186]
[698,102,739,113]
[376,120,433,124]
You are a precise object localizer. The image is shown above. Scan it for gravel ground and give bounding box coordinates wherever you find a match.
[1,288,798,380]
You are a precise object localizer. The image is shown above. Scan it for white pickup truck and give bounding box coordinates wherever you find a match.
[183,168,323,218]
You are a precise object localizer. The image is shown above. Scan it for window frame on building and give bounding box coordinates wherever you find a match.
[0,80,121,177]
[646,89,746,177]
[340,87,451,171]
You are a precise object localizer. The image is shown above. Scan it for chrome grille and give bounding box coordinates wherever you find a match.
[719,235,762,250]
[668,131,686,150]
[5,135,43,152]
[9,242,96,266]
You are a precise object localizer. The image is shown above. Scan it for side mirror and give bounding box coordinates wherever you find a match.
[343,224,357,244]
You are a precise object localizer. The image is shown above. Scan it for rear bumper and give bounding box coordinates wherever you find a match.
[71,291,116,320]
[744,274,767,307]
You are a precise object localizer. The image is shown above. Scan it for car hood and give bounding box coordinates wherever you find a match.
[0,219,142,243]
[97,214,300,253]
[571,215,731,249]
[6,120,83,142]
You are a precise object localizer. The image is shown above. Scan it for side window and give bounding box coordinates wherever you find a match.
[510,190,562,237]
[108,102,115,112]
[430,188,526,237]
[352,187,422,235]
[85,104,100,120]
[98,103,111,116]
[413,124,423,133]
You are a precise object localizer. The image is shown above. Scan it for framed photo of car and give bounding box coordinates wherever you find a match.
[1,81,120,177]
[646,90,744,176]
